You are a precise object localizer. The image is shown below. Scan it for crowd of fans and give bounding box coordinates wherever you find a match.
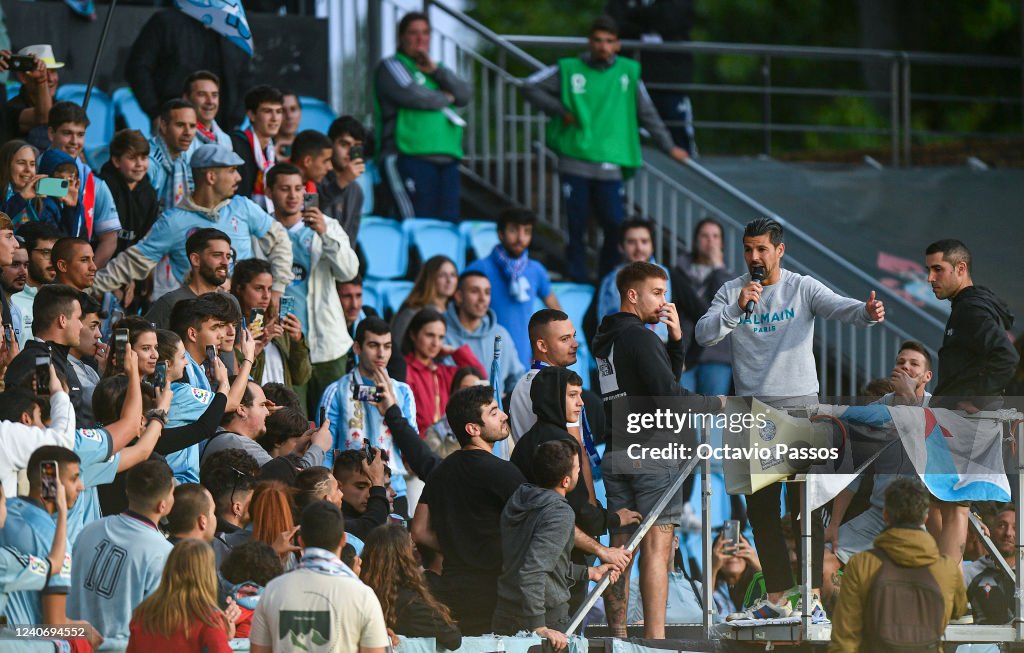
[0,6,1018,653]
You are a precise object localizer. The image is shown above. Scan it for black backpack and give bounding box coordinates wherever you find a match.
[968,559,1013,625]
[864,548,946,653]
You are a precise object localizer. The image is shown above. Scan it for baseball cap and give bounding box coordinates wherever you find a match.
[191,144,245,170]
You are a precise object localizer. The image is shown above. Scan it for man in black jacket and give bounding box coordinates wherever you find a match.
[924,239,1019,563]
[5,284,88,425]
[126,9,252,130]
[592,260,723,639]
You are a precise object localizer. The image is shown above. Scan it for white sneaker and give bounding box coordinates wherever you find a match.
[679,502,701,533]
[726,596,794,622]
[793,593,829,624]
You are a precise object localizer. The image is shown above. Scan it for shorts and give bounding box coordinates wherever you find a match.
[604,470,683,534]
[836,507,886,564]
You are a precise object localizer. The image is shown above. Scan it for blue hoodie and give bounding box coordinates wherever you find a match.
[443,301,525,395]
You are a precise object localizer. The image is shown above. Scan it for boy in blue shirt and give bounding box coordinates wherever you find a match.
[91,143,294,307]
[467,209,561,369]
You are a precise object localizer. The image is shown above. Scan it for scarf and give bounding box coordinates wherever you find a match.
[298,547,360,579]
[196,121,218,144]
[244,127,275,197]
[532,360,601,469]
[152,136,191,210]
[340,370,407,478]
[492,244,531,303]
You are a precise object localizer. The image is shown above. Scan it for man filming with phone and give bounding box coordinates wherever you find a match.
[265,162,359,415]
[319,116,368,242]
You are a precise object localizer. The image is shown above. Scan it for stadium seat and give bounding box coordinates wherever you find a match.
[458,219,499,262]
[376,280,415,320]
[549,282,594,331]
[357,216,407,280]
[360,281,383,316]
[403,218,464,270]
[298,96,337,134]
[56,84,115,151]
[111,87,152,138]
[6,82,20,101]
[86,146,110,172]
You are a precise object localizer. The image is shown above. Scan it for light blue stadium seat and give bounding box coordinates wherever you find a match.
[111,87,151,138]
[6,82,21,101]
[86,146,110,172]
[403,218,464,270]
[298,96,337,134]
[458,219,499,262]
[56,84,115,151]
[360,281,383,315]
[358,216,407,280]
[549,282,594,332]
[376,280,415,320]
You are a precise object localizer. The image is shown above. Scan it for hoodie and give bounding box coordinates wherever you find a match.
[510,366,614,536]
[828,527,967,653]
[99,160,159,254]
[494,484,588,631]
[932,285,1018,403]
[443,302,525,395]
[592,312,719,450]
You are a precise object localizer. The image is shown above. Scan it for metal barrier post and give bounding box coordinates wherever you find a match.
[1016,416,1023,641]
[702,425,714,639]
[800,480,812,635]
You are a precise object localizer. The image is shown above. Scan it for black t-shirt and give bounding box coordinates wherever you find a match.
[419,449,524,576]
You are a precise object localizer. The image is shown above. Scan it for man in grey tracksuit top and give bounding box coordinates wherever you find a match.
[694,217,885,619]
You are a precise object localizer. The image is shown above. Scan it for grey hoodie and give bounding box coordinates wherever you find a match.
[494,484,588,631]
[443,302,525,394]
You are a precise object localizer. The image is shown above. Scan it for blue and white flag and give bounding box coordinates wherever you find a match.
[174,0,254,57]
[819,403,1010,504]
[491,335,511,461]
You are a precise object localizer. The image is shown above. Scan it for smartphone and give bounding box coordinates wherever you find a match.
[302,192,319,211]
[349,144,364,161]
[149,361,167,388]
[2,323,12,349]
[248,308,265,339]
[34,355,50,395]
[363,437,376,463]
[36,177,70,199]
[203,345,218,387]
[40,461,58,502]
[113,328,129,372]
[352,383,383,403]
[723,520,741,554]
[318,406,326,426]
[7,54,37,73]
[279,296,294,319]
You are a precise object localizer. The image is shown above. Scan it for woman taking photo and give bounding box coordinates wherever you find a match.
[361,523,462,651]
[0,139,61,229]
[402,309,483,436]
[230,258,311,387]
[127,539,240,652]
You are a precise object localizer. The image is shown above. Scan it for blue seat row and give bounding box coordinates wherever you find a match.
[357,216,500,281]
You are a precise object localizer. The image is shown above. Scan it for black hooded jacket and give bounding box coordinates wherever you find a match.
[592,312,720,450]
[511,366,616,536]
[5,340,89,426]
[933,286,1019,403]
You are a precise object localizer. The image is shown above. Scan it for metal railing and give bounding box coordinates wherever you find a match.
[504,35,1024,166]
[353,0,949,394]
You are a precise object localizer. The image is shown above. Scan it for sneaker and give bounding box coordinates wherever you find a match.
[726,596,794,621]
[793,593,829,624]
[679,502,701,533]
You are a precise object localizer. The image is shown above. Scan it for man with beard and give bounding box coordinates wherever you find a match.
[1,243,29,343]
[11,222,59,345]
[145,228,240,330]
[411,385,525,635]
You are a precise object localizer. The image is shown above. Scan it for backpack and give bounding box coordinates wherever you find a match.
[864,547,946,653]
[968,559,1013,625]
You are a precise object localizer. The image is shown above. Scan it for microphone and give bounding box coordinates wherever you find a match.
[744,266,766,317]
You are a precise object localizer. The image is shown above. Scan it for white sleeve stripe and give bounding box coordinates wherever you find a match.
[385,58,414,87]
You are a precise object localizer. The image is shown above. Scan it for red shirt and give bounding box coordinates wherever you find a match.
[126,615,232,653]
[404,345,485,436]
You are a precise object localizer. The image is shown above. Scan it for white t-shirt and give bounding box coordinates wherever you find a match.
[250,568,389,652]
[262,341,286,384]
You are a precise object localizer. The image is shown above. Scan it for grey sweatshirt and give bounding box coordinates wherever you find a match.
[695,268,876,397]
[495,484,588,630]
[374,53,472,161]
[521,52,675,180]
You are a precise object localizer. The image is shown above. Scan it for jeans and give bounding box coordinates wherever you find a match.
[681,362,733,396]
[562,173,625,283]
[389,155,460,221]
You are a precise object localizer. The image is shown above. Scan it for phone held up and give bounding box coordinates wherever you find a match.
[113,328,130,372]
[34,354,50,395]
[40,460,59,502]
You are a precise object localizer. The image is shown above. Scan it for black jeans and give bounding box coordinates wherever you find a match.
[746,481,823,594]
